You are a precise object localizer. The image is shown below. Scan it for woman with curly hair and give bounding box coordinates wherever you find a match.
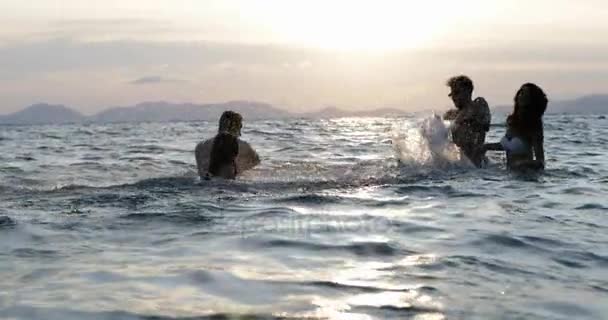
[484,83,548,170]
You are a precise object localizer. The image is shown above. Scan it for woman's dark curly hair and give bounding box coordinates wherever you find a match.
[507,83,548,137]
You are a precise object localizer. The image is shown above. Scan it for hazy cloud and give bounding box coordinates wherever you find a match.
[129,76,186,85]
[1,37,608,114]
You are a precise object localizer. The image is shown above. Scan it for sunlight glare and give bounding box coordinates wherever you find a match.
[251,0,458,51]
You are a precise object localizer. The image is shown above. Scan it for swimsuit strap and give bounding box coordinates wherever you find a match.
[501,135,528,155]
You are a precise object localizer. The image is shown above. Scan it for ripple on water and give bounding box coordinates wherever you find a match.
[118,156,156,162]
[275,192,417,209]
[0,116,607,319]
[119,210,217,225]
[304,280,416,293]
[575,203,608,211]
[561,186,600,195]
[0,166,24,173]
[519,235,570,248]
[245,207,299,218]
[275,194,344,205]
[396,184,481,198]
[539,301,598,319]
[388,220,445,234]
[68,161,104,167]
[555,250,608,268]
[444,255,546,279]
[70,192,155,208]
[552,257,588,269]
[255,237,409,257]
[15,155,36,161]
[20,268,61,282]
[470,233,547,253]
[11,248,61,258]
[1,307,284,320]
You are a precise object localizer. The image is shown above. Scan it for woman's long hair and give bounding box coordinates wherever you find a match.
[507,83,548,138]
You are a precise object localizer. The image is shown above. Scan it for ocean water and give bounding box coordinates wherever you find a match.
[0,114,607,320]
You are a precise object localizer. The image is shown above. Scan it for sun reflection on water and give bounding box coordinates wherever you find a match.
[305,254,446,319]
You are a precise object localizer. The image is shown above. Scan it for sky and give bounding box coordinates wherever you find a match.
[0,0,607,114]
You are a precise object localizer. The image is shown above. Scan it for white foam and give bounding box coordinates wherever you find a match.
[392,114,473,170]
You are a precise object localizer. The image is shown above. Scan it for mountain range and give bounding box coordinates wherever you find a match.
[0,101,409,125]
[493,94,608,114]
[1,94,607,125]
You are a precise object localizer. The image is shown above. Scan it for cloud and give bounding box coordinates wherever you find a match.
[129,76,186,85]
[0,38,316,80]
[1,37,608,113]
[47,19,183,42]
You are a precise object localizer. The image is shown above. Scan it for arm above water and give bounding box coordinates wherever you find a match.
[470,130,488,168]
[531,132,545,169]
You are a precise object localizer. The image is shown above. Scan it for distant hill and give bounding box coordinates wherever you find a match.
[0,103,85,125]
[2,94,606,125]
[92,100,291,123]
[551,95,608,114]
[0,101,291,125]
[0,101,409,125]
[494,94,608,114]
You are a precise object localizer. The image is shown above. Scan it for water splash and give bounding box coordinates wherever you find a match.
[392,115,472,170]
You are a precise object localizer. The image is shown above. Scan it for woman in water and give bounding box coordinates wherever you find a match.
[484,83,548,171]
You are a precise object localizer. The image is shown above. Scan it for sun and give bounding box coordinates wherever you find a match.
[257,0,451,52]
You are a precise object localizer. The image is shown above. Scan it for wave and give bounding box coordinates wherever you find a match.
[575,203,608,210]
[120,210,217,225]
[445,255,544,278]
[253,237,409,257]
[11,248,62,258]
[15,155,36,161]
[470,233,549,253]
[0,307,288,320]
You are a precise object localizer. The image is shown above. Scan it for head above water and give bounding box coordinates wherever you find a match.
[508,83,548,135]
[218,111,243,137]
[447,75,474,109]
[515,83,548,116]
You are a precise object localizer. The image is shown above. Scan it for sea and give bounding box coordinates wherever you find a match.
[0,113,607,320]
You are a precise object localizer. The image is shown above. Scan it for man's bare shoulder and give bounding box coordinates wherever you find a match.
[195,139,213,152]
[237,139,254,150]
[474,97,491,121]
[473,97,490,113]
[236,139,261,169]
[238,139,260,159]
[474,97,488,106]
[194,138,214,178]
[443,109,459,120]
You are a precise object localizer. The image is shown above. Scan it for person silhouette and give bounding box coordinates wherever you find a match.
[443,75,491,167]
[195,111,260,179]
[484,83,547,171]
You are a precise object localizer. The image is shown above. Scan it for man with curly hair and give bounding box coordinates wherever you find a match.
[443,75,491,167]
[195,111,260,179]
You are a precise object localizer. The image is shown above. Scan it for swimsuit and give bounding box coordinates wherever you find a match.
[500,135,529,155]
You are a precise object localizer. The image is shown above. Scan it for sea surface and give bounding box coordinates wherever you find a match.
[1,114,607,320]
